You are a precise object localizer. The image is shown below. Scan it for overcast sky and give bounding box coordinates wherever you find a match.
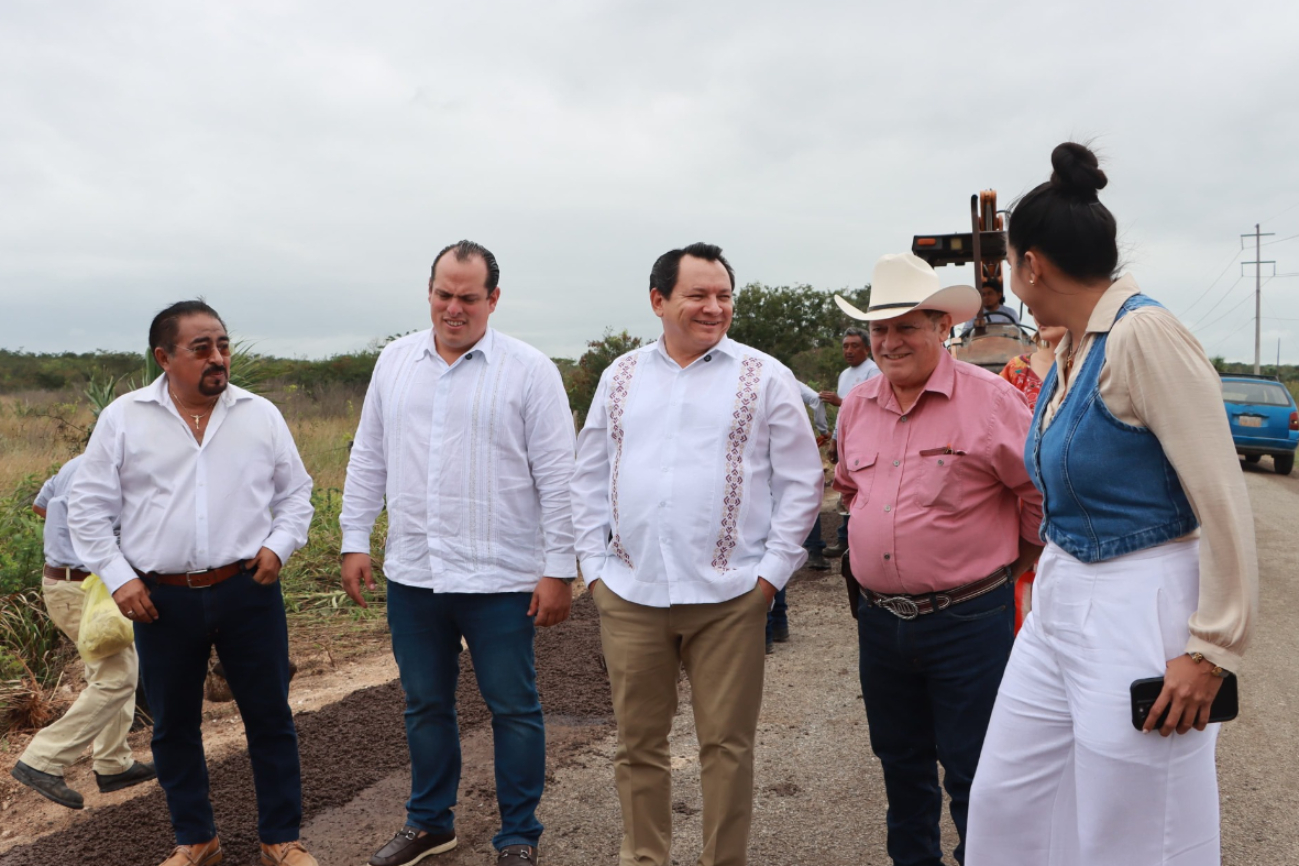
[3,1,1298,363]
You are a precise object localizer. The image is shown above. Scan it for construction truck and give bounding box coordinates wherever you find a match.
[911,190,1035,372]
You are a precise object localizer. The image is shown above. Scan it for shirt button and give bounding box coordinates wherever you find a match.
[893,460,900,467]
[883,553,891,561]
[900,416,908,423]
[659,501,667,508]
[704,354,712,362]
[884,505,892,512]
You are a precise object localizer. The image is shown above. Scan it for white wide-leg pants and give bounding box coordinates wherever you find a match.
[966,539,1221,866]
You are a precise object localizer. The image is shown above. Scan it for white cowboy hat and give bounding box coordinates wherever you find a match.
[834,253,980,323]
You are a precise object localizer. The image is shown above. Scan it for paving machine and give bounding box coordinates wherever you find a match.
[911,190,1035,372]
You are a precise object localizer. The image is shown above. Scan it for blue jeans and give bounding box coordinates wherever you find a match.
[803,514,825,556]
[765,589,788,643]
[386,582,545,850]
[135,569,301,845]
[856,581,1014,866]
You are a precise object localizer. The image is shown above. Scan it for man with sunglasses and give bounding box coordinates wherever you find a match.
[68,300,316,866]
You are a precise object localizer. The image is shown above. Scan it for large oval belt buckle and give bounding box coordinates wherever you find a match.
[878,595,920,620]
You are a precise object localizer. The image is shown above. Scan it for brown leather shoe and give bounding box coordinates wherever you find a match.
[260,840,319,866]
[159,838,223,866]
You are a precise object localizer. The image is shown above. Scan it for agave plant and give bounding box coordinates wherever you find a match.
[83,338,267,420]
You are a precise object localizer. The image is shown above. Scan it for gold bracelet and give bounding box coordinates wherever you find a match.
[1188,652,1228,678]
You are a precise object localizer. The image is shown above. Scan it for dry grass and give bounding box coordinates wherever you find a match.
[0,394,91,495]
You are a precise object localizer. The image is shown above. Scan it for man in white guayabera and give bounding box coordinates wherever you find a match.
[571,242,824,866]
[341,240,578,866]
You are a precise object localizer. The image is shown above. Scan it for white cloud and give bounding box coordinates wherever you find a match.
[3,0,1298,362]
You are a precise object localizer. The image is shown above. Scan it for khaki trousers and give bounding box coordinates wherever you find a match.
[20,578,137,776]
[592,580,768,866]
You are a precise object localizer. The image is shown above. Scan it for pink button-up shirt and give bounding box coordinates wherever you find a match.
[832,350,1043,595]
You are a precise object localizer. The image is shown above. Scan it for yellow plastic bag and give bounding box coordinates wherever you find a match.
[76,575,135,662]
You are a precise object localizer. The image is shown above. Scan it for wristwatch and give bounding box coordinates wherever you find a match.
[1187,652,1228,678]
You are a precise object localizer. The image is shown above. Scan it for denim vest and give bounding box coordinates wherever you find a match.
[1026,294,1198,562]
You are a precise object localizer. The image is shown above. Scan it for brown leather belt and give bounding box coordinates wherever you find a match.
[135,561,247,588]
[862,566,1013,620]
[44,565,92,582]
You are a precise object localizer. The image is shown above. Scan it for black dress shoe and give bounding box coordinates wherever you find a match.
[771,625,790,643]
[497,845,538,863]
[369,827,457,866]
[11,761,84,809]
[95,760,157,793]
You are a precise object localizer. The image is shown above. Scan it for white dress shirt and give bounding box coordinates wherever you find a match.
[796,382,829,435]
[35,455,87,570]
[68,376,315,593]
[834,359,881,437]
[571,337,824,607]
[340,328,577,592]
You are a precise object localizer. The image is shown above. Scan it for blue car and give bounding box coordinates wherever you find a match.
[1220,373,1299,475]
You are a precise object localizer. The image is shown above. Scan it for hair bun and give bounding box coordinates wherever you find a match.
[1049,142,1107,199]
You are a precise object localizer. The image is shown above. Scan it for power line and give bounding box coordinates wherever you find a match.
[1257,202,1299,223]
[1186,275,1245,331]
[1177,247,1245,318]
[1201,276,1275,349]
[1262,232,1299,247]
[1208,316,1256,351]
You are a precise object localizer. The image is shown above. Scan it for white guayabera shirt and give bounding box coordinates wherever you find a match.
[68,376,315,593]
[571,337,824,608]
[340,328,577,592]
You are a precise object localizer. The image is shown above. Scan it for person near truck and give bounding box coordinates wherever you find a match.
[833,252,1043,866]
[966,143,1258,866]
[11,454,156,811]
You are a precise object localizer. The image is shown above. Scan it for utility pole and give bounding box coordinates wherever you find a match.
[1242,224,1276,374]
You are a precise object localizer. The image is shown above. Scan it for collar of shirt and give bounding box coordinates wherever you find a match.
[418,327,497,367]
[864,349,956,416]
[1055,274,1142,363]
[650,334,737,369]
[135,373,254,434]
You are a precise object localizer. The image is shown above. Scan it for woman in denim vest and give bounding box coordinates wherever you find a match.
[966,143,1257,866]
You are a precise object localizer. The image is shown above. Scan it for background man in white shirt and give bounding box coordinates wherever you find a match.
[571,243,823,866]
[68,301,316,866]
[820,327,881,556]
[341,241,577,866]
[11,455,156,811]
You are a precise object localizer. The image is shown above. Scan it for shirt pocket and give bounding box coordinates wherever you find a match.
[916,448,966,512]
[843,447,878,507]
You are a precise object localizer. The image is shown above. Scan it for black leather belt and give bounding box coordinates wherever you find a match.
[862,566,1012,620]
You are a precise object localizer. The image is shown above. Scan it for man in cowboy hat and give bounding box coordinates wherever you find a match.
[831,253,1043,866]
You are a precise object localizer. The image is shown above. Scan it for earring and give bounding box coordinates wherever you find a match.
[1029,277,1036,285]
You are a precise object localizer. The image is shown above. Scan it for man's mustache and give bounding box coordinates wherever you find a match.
[204,365,227,376]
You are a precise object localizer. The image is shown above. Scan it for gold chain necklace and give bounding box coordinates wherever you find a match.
[170,390,216,430]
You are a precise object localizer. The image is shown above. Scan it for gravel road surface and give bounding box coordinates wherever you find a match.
[3,465,1295,865]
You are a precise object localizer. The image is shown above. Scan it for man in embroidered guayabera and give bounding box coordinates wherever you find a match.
[832,253,1043,866]
[341,240,578,866]
[571,242,824,866]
